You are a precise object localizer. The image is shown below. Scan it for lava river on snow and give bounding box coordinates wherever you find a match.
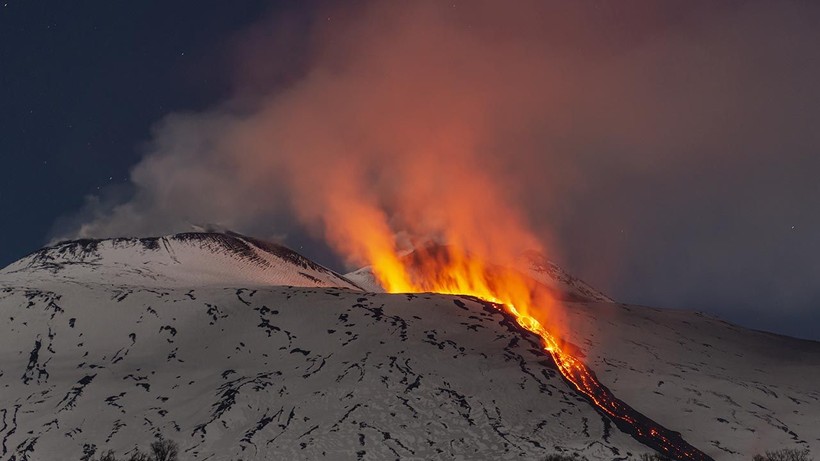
[369,244,714,461]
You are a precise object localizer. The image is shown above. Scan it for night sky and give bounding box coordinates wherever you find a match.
[0,0,276,261]
[2,1,819,340]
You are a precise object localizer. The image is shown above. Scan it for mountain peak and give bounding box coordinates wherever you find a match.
[1,231,362,290]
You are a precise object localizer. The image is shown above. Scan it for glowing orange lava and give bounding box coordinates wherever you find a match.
[367,244,712,461]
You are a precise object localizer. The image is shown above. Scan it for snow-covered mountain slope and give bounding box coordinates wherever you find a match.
[344,266,384,292]
[0,284,652,460]
[560,302,820,458]
[0,232,361,290]
[0,233,817,460]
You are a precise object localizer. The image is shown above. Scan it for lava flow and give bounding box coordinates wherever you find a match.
[368,244,714,461]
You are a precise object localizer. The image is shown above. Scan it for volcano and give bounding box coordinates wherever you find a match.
[0,232,818,460]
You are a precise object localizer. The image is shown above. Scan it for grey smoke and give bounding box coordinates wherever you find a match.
[56,1,820,339]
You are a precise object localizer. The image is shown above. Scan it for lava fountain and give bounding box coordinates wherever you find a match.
[365,244,714,461]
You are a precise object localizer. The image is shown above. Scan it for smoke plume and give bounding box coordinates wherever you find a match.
[58,1,820,338]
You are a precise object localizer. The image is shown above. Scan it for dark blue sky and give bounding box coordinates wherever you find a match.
[2,1,819,341]
[0,1,276,265]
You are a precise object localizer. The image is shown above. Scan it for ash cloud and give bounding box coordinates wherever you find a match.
[57,1,820,339]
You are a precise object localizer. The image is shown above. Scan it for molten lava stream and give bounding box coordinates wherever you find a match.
[371,247,713,461]
[503,303,713,461]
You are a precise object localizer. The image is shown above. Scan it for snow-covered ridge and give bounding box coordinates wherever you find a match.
[0,232,361,290]
[1,233,609,300]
